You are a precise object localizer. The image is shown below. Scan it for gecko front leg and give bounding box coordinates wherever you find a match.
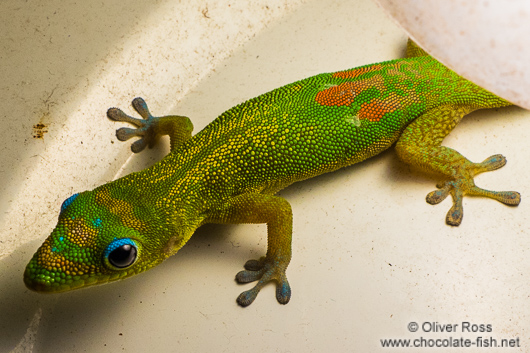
[107,97,193,153]
[209,193,293,307]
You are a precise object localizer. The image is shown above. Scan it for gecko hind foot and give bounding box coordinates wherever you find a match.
[235,257,291,307]
[425,154,521,226]
[107,97,158,153]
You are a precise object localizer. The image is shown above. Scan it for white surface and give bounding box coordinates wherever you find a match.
[375,0,530,110]
[1,0,529,352]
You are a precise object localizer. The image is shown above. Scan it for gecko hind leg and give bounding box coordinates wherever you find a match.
[107,97,193,153]
[396,105,520,226]
[425,154,521,225]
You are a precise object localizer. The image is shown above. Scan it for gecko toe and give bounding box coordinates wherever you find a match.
[235,268,264,283]
[446,203,463,226]
[107,107,146,127]
[131,138,149,153]
[244,258,265,271]
[476,154,507,172]
[276,279,291,305]
[426,185,451,205]
[131,97,153,119]
[493,191,521,206]
[116,127,143,141]
[236,288,259,307]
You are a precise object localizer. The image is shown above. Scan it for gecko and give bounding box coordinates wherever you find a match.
[24,40,521,306]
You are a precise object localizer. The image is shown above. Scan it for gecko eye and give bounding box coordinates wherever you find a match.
[104,238,138,269]
[109,244,137,268]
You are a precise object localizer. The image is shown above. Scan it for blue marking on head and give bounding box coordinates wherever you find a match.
[60,193,79,213]
[52,237,67,252]
[92,218,103,228]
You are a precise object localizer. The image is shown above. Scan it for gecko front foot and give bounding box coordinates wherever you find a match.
[107,97,160,153]
[235,257,291,307]
[425,154,521,226]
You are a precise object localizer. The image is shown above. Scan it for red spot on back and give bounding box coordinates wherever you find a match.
[316,70,422,122]
[315,75,385,107]
[357,94,400,122]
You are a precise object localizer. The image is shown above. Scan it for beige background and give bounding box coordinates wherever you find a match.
[0,0,528,352]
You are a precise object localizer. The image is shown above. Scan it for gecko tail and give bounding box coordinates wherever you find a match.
[405,39,430,58]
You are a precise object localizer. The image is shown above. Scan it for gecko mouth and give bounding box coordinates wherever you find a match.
[23,267,108,293]
[23,256,99,293]
[23,264,83,293]
[24,273,61,292]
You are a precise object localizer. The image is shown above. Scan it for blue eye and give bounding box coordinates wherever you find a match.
[104,238,137,269]
[60,193,79,213]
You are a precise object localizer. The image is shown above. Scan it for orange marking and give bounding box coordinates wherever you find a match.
[357,96,399,122]
[315,75,385,107]
[356,90,422,122]
[333,64,382,79]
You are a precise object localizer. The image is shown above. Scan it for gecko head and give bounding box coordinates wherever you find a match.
[24,188,171,293]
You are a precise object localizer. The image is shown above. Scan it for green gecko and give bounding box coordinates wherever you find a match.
[24,40,520,306]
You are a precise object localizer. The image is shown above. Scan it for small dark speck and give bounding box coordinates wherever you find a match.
[119,333,123,336]
[388,263,392,266]
[32,123,48,139]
